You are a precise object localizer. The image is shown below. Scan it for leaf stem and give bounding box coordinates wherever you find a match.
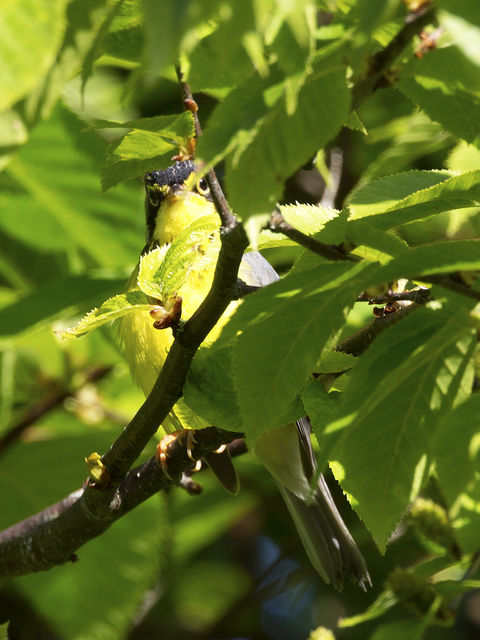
[268,210,359,262]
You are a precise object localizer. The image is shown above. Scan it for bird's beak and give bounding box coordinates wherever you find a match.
[167,183,186,201]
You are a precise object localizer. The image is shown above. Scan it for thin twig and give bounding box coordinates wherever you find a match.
[0,365,113,458]
[268,210,359,262]
[175,66,237,229]
[320,147,343,209]
[422,274,480,302]
[335,305,419,358]
[352,4,436,108]
[357,288,431,305]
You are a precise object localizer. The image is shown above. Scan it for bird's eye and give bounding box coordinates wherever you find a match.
[197,178,210,196]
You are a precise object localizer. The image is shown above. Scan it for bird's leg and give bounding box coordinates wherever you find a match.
[155,430,239,494]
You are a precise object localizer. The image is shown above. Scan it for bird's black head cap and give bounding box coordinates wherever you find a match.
[144,161,195,242]
[145,161,195,192]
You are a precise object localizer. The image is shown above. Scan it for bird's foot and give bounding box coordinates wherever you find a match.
[155,430,201,480]
[150,294,182,330]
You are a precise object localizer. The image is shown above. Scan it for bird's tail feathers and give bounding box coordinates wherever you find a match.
[278,479,371,590]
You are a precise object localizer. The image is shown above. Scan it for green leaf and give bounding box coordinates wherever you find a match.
[267,0,316,114]
[228,261,376,440]
[187,1,256,93]
[4,104,141,267]
[348,170,452,219]
[187,37,253,95]
[437,0,480,25]
[183,344,241,429]
[347,0,402,41]
[397,76,480,145]
[0,275,125,344]
[22,0,118,128]
[8,158,134,266]
[371,239,480,284]
[81,0,126,93]
[362,113,452,180]
[0,109,28,150]
[138,215,220,302]
[330,306,477,549]
[315,351,357,374]
[431,394,480,506]
[450,473,480,553]
[58,290,152,338]
[94,113,194,138]
[144,0,238,78]
[440,10,480,69]
[346,220,410,260]
[348,170,480,229]
[196,71,283,169]
[100,112,195,190]
[226,68,351,219]
[433,579,480,599]
[0,0,70,112]
[345,110,367,134]
[447,141,480,172]
[280,203,342,238]
[101,0,144,63]
[403,45,480,95]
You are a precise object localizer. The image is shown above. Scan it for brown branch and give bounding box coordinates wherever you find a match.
[352,4,435,108]
[421,274,480,302]
[357,287,431,305]
[335,304,419,358]
[0,365,112,458]
[268,210,359,262]
[0,427,241,577]
[175,66,237,230]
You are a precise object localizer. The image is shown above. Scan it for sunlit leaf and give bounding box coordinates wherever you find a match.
[230,261,376,440]
[0,275,125,343]
[432,394,480,506]
[58,291,151,338]
[398,76,480,145]
[226,68,351,219]
[138,215,220,302]
[348,170,480,229]
[330,307,476,549]
[100,112,194,190]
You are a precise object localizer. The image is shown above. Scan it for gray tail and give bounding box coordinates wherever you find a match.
[278,476,371,590]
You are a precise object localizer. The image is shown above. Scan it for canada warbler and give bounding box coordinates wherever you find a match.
[118,160,370,589]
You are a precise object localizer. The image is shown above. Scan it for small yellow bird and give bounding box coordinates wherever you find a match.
[118,160,370,589]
